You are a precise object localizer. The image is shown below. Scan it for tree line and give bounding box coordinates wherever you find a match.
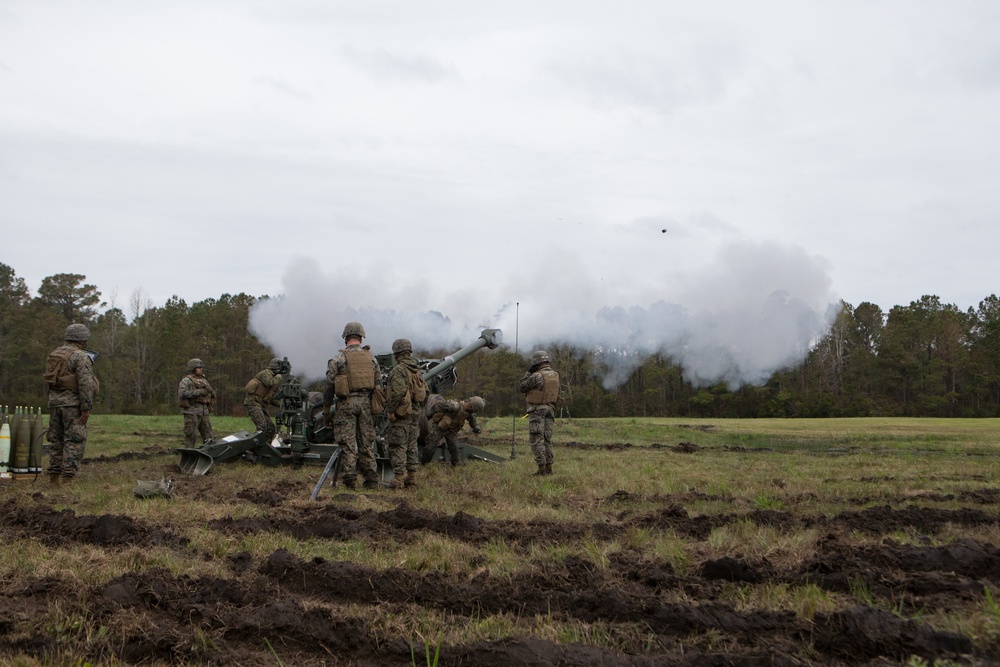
[3,263,1000,419]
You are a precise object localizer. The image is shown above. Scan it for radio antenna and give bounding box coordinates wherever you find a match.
[510,302,519,459]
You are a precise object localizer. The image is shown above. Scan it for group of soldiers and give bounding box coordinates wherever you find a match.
[42,320,560,487]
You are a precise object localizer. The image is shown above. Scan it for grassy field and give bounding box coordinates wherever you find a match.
[1,414,998,665]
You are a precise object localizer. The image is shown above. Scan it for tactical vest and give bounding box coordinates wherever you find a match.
[245,371,277,400]
[245,377,265,398]
[43,346,79,392]
[342,348,375,392]
[526,368,560,405]
[179,375,211,408]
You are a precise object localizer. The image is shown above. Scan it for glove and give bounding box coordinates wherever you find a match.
[472,427,481,435]
[197,388,210,397]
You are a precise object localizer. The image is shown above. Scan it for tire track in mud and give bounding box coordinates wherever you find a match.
[209,495,1000,548]
[256,548,974,664]
[0,493,993,664]
[0,545,983,666]
[0,498,189,549]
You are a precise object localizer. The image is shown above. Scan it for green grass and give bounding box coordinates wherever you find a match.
[4,414,1000,662]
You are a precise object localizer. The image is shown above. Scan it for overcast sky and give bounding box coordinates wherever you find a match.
[3,1,999,385]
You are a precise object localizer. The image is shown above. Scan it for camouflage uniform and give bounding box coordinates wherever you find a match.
[424,394,482,466]
[519,352,560,475]
[244,366,281,443]
[45,335,96,480]
[178,368,215,446]
[385,347,427,487]
[324,342,381,488]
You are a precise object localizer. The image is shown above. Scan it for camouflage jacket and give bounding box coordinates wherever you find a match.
[46,344,96,410]
[178,374,215,415]
[385,354,423,416]
[244,368,281,407]
[426,396,479,433]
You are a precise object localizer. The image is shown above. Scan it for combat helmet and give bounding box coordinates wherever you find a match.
[268,357,283,372]
[187,358,205,372]
[64,323,90,342]
[529,350,550,369]
[391,338,412,355]
[342,322,366,341]
[467,396,485,412]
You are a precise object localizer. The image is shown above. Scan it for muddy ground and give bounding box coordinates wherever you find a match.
[1,445,998,666]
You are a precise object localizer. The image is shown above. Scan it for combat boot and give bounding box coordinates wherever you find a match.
[341,478,357,490]
[48,474,61,488]
[387,476,406,490]
[533,464,547,477]
[363,479,381,490]
[544,463,553,475]
[404,470,418,488]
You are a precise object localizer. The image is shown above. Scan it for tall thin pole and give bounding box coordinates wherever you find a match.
[510,302,519,459]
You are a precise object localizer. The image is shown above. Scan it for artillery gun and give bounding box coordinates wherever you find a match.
[176,328,504,479]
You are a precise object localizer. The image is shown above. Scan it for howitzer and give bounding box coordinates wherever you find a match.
[177,328,503,478]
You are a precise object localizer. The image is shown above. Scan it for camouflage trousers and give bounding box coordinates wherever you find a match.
[426,424,460,465]
[47,405,87,477]
[182,413,214,447]
[386,412,419,476]
[528,405,555,467]
[334,394,377,485]
[245,401,275,442]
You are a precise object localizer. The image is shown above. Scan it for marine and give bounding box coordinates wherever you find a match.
[384,338,428,489]
[519,350,560,476]
[44,323,97,485]
[244,357,284,443]
[178,358,215,447]
[423,395,484,466]
[323,322,381,489]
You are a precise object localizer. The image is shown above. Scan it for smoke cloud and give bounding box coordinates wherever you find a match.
[248,241,838,388]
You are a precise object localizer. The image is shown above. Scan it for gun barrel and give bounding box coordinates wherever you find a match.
[421,328,502,383]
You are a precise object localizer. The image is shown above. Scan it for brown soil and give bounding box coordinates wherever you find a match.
[0,453,997,665]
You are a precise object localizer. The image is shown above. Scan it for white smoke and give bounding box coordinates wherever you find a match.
[249,241,838,388]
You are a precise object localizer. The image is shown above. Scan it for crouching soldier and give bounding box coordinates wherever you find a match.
[244,357,284,443]
[423,395,484,466]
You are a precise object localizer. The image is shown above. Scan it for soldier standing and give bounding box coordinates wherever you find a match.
[244,358,284,443]
[384,338,428,489]
[323,322,381,489]
[178,358,215,446]
[423,395,484,466]
[44,323,97,485]
[519,350,560,476]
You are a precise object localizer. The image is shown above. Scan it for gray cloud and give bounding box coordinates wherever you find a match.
[341,45,458,84]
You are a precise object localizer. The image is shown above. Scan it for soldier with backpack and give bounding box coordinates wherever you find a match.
[384,338,428,489]
[43,323,97,485]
